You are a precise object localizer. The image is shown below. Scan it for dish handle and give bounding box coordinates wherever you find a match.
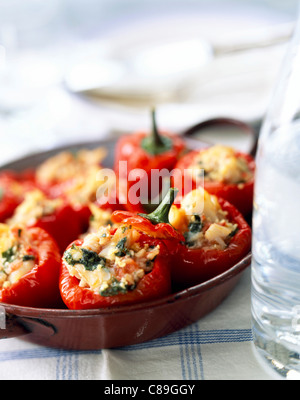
[181,117,258,156]
[0,306,56,340]
[0,309,30,340]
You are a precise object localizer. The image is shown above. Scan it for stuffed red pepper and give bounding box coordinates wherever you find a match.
[115,109,186,213]
[169,187,251,287]
[0,170,36,222]
[35,147,121,231]
[172,144,255,216]
[7,189,82,254]
[0,224,62,307]
[60,188,183,310]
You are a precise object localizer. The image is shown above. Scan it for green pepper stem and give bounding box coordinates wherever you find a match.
[138,187,178,225]
[151,108,164,147]
[141,108,172,155]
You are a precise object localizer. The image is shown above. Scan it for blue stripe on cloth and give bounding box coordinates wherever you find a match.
[0,348,100,380]
[120,328,253,351]
[121,328,252,380]
[56,352,81,381]
[178,324,204,380]
[0,329,252,380]
[191,324,204,380]
[0,348,100,362]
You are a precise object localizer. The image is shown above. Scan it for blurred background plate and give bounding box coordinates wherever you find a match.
[0,0,298,164]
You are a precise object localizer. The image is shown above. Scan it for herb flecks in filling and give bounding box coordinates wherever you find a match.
[63,225,160,295]
[64,244,106,271]
[184,215,203,248]
[169,188,238,250]
[0,225,37,289]
[114,237,129,257]
[190,145,253,185]
[99,277,135,297]
[2,247,17,264]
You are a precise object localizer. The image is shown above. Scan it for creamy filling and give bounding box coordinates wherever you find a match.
[169,188,238,250]
[63,225,160,295]
[0,225,37,289]
[189,145,253,185]
[85,203,116,235]
[36,148,107,186]
[36,148,116,207]
[7,190,63,226]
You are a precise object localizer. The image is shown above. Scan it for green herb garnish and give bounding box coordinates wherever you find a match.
[184,215,203,247]
[22,254,35,262]
[114,237,129,257]
[188,215,203,233]
[64,245,106,272]
[228,226,239,239]
[99,278,135,297]
[2,247,16,264]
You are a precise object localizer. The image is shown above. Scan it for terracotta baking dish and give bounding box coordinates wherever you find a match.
[0,120,255,350]
[1,253,250,350]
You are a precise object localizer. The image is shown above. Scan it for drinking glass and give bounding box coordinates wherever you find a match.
[251,11,300,380]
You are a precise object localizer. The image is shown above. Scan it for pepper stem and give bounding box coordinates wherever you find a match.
[138,187,178,225]
[141,108,172,155]
[151,108,165,147]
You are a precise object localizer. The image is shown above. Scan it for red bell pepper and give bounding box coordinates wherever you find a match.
[0,170,36,222]
[8,190,82,254]
[169,189,252,288]
[35,148,122,231]
[0,225,62,308]
[115,109,186,213]
[59,188,183,310]
[35,147,106,196]
[60,242,171,310]
[172,145,255,216]
[32,203,83,254]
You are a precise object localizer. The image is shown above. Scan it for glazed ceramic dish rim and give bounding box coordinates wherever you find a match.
[0,135,252,318]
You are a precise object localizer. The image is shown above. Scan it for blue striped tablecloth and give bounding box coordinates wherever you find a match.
[0,268,274,380]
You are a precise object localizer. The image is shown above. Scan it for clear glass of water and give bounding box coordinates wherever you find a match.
[251,12,300,380]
